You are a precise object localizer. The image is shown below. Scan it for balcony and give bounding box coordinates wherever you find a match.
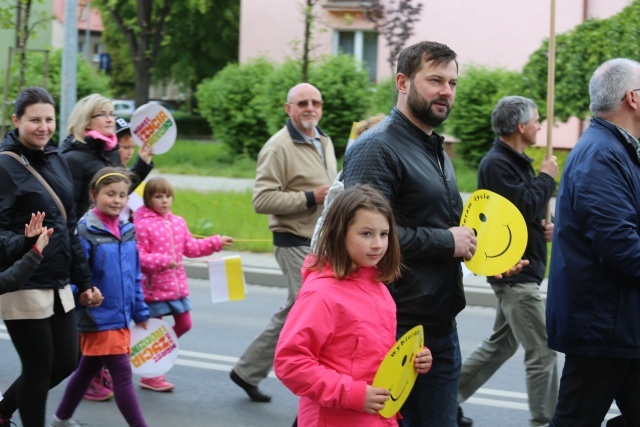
[323,0,374,13]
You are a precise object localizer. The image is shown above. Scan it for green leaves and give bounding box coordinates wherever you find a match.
[196,54,373,158]
[446,66,520,169]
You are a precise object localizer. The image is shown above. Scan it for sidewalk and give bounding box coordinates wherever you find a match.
[156,173,550,308]
[182,251,549,309]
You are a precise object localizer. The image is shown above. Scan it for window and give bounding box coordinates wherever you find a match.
[333,30,378,81]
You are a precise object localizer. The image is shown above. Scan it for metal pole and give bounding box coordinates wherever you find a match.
[84,0,91,62]
[60,0,78,138]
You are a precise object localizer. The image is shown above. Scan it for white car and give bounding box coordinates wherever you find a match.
[113,99,136,118]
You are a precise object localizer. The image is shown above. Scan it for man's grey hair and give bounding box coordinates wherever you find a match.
[491,96,537,137]
[589,58,640,116]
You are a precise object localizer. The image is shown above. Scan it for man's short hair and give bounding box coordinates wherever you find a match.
[491,96,537,137]
[589,58,640,116]
[396,41,458,80]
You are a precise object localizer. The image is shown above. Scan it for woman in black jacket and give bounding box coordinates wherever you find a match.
[60,94,153,218]
[0,87,102,427]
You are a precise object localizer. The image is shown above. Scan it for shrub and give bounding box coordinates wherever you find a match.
[309,54,372,157]
[196,58,275,157]
[258,59,304,136]
[173,114,212,138]
[525,146,569,195]
[367,77,397,117]
[198,55,372,158]
[446,66,521,169]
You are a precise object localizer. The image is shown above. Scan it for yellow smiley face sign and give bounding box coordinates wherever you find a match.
[460,189,528,276]
[372,325,424,418]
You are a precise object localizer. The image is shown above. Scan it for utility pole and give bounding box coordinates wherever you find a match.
[60,0,78,136]
[84,0,91,62]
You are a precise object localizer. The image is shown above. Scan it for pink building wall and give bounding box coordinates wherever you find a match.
[240,0,629,149]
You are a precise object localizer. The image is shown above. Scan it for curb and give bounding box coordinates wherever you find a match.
[183,258,549,308]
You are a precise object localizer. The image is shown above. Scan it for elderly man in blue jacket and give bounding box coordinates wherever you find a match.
[547,58,640,427]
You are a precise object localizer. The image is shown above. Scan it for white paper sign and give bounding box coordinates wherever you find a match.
[129,318,179,377]
[130,103,177,154]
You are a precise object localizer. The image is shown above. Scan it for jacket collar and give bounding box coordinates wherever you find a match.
[592,117,640,165]
[390,107,445,150]
[285,119,328,144]
[0,129,58,162]
[493,138,533,166]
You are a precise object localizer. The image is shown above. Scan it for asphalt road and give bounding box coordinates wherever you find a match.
[0,279,618,426]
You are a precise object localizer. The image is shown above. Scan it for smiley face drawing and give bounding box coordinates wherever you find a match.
[372,325,424,418]
[460,189,528,276]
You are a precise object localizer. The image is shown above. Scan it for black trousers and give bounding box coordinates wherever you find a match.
[0,292,78,427]
[550,354,640,427]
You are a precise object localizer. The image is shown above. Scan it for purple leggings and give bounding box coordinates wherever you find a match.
[55,354,148,427]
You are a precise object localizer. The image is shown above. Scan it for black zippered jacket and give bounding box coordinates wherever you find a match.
[479,139,556,285]
[60,135,153,217]
[0,130,93,292]
[343,108,464,333]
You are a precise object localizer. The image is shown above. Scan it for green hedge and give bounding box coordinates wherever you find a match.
[173,114,212,138]
[196,55,374,158]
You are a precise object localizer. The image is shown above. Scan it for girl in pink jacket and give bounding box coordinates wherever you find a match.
[275,184,432,427]
[134,177,233,392]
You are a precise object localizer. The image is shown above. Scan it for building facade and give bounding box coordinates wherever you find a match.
[239,0,630,148]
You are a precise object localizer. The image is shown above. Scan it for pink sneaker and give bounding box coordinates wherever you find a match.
[101,368,113,390]
[83,372,114,401]
[140,375,174,392]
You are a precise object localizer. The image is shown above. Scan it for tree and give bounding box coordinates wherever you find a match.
[0,0,51,88]
[366,0,423,74]
[300,0,319,82]
[97,0,173,106]
[446,66,520,169]
[521,0,640,122]
[98,0,240,104]
[152,0,239,104]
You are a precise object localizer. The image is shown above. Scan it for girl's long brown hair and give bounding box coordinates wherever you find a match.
[310,184,402,283]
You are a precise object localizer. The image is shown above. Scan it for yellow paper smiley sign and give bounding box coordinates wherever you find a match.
[460,189,528,276]
[372,325,424,418]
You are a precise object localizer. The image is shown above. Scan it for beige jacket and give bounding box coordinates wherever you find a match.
[253,120,337,240]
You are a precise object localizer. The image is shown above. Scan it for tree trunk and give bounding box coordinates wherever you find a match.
[133,62,151,107]
[301,0,315,83]
[18,0,33,89]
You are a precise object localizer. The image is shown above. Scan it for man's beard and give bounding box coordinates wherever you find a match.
[407,84,452,128]
[301,119,319,130]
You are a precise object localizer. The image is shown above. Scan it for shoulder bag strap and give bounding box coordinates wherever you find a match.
[1,151,68,223]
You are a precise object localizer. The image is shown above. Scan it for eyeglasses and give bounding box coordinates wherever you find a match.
[621,89,640,102]
[91,112,117,119]
[287,100,323,108]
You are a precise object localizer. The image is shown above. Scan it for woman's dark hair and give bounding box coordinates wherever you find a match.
[14,87,55,119]
[310,184,402,283]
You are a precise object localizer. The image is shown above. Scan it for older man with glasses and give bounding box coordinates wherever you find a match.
[547,58,640,426]
[230,83,337,405]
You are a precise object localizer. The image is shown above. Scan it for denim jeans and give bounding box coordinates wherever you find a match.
[550,354,640,427]
[398,326,461,427]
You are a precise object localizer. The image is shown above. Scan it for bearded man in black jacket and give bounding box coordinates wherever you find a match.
[343,41,478,427]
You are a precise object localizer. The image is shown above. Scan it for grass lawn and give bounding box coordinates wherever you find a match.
[172,189,273,253]
[158,139,481,254]
[152,140,257,178]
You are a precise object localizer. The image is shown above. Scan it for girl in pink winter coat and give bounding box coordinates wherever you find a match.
[274,184,433,427]
[134,177,233,392]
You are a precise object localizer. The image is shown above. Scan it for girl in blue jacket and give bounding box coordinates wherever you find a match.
[51,167,150,427]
